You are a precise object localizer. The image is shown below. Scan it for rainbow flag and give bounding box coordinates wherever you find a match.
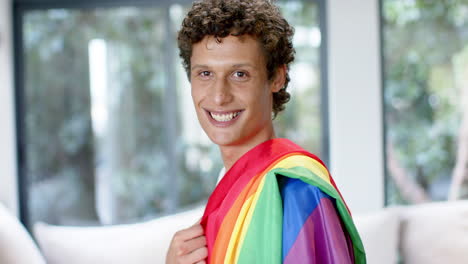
[200,138,366,263]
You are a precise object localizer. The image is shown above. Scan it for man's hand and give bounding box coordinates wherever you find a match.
[166,222,208,264]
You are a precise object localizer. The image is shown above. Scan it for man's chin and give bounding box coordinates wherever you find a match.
[207,134,241,147]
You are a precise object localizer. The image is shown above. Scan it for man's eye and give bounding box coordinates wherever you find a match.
[200,71,211,77]
[234,71,246,78]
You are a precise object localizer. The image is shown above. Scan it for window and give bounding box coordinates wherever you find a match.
[15,0,327,227]
[382,0,468,204]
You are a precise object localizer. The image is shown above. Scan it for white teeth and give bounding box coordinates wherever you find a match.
[210,111,241,122]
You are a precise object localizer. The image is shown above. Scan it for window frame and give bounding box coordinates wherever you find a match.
[379,0,389,206]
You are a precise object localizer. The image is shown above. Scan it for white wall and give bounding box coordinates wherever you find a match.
[0,0,19,215]
[327,0,385,213]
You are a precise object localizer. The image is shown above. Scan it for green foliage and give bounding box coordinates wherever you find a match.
[383,0,468,203]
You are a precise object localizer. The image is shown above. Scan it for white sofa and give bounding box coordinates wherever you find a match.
[1,200,468,264]
[0,203,46,264]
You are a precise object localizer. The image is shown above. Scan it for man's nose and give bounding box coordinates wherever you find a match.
[212,78,233,106]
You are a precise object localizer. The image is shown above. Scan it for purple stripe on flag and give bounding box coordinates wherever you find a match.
[283,197,354,264]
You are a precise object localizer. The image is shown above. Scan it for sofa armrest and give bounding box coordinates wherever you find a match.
[0,203,46,264]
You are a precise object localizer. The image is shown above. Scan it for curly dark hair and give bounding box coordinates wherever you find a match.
[177,0,295,117]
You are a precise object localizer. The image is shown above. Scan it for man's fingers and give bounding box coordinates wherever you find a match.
[173,224,204,242]
[177,236,206,256]
[180,246,208,264]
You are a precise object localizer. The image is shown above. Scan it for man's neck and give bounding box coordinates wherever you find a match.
[219,129,277,171]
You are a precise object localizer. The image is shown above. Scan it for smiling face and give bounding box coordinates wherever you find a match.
[190,35,284,148]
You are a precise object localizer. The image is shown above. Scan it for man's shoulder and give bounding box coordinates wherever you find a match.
[280,177,331,201]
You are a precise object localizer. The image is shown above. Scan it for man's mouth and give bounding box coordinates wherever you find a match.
[208,110,243,122]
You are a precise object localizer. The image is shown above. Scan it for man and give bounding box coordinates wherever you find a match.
[166,0,365,263]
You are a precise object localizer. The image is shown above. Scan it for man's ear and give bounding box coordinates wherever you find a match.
[271,65,287,93]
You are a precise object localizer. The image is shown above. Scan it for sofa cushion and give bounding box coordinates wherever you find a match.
[34,206,204,264]
[400,200,468,264]
[353,207,400,264]
[0,203,46,264]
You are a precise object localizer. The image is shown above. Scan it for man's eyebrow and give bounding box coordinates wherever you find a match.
[232,63,255,68]
[191,64,208,71]
[191,63,257,71]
